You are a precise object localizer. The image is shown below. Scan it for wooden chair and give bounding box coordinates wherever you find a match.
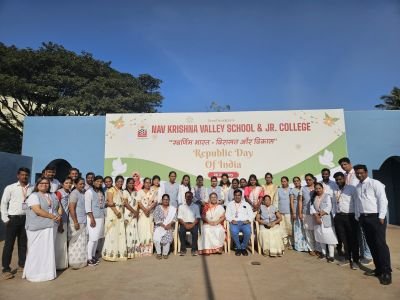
[255,221,262,255]
[174,222,201,255]
[226,221,255,254]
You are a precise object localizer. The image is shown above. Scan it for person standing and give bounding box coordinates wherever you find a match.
[310,183,338,263]
[85,176,106,266]
[122,178,140,259]
[207,176,224,205]
[23,177,60,282]
[276,176,292,249]
[43,165,61,193]
[54,177,73,270]
[244,174,264,216]
[227,178,244,203]
[85,172,95,191]
[354,164,392,285]
[164,171,180,208]
[193,175,207,207]
[137,177,158,256]
[290,176,308,252]
[332,172,360,270]
[219,173,231,205]
[68,178,88,269]
[102,176,128,261]
[339,157,372,265]
[298,173,317,256]
[178,175,194,206]
[262,173,278,207]
[1,168,33,280]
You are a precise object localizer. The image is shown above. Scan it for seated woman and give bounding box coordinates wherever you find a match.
[153,194,176,259]
[198,192,226,255]
[311,183,338,263]
[256,195,284,257]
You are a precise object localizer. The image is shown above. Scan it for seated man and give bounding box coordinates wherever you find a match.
[226,189,255,256]
[177,191,200,256]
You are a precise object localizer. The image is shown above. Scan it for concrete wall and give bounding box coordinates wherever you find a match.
[22,116,106,181]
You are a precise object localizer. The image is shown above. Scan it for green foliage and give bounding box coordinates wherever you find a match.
[375,86,400,110]
[0,42,163,153]
[207,101,231,112]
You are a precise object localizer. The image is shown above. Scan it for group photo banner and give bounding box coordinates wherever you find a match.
[104,109,348,184]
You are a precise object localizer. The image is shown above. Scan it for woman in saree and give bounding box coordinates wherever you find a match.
[256,195,284,257]
[244,174,264,216]
[122,178,140,259]
[54,177,72,270]
[137,177,158,256]
[153,194,177,259]
[102,176,130,262]
[198,193,226,255]
[68,177,88,269]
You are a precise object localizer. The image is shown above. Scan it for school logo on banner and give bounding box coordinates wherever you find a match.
[137,126,148,138]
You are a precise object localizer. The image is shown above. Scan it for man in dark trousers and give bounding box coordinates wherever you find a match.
[354,164,392,285]
[1,168,33,280]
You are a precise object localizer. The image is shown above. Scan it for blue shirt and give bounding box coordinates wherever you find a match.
[277,187,291,214]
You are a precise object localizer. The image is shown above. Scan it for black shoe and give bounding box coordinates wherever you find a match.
[242,249,248,256]
[235,250,242,256]
[87,259,97,266]
[364,269,379,277]
[327,257,335,263]
[318,253,326,260]
[379,273,392,285]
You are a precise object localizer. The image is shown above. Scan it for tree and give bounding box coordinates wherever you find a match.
[375,86,400,110]
[207,101,231,112]
[0,42,163,153]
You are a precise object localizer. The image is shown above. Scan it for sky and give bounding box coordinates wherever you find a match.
[0,0,399,113]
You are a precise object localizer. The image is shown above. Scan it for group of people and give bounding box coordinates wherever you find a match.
[0,157,392,285]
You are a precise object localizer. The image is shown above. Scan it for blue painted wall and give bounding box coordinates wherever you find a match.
[344,110,400,170]
[22,116,106,181]
[21,111,400,181]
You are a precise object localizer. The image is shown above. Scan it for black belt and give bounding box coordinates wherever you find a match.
[359,213,378,217]
[8,215,26,218]
[336,212,354,216]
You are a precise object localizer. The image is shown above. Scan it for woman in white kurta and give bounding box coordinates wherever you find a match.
[199,193,226,255]
[137,177,158,256]
[256,195,284,257]
[123,178,140,258]
[311,183,338,263]
[23,178,61,282]
[102,176,128,261]
[54,177,72,270]
[68,178,88,269]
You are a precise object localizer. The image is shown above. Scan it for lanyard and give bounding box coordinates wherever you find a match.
[234,202,241,218]
[21,185,29,202]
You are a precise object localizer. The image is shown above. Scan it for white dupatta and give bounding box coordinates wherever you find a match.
[153,206,176,243]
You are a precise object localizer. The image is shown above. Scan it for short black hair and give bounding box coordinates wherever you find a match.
[333,172,345,179]
[264,172,273,178]
[94,175,103,181]
[17,167,30,175]
[69,167,80,173]
[321,168,330,174]
[196,175,203,180]
[233,189,242,196]
[338,157,351,165]
[86,172,95,178]
[44,165,56,171]
[168,171,177,177]
[353,164,368,172]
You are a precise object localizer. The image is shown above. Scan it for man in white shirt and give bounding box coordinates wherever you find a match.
[333,172,359,269]
[226,189,254,256]
[177,191,200,256]
[320,168,337,197]
[85,172,95,191]
[1,167,33,280]
[338,157,372,265]
[354,164,392,285]
[43,165,61,193]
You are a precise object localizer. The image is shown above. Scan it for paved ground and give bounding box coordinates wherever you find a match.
[0,226,399,300]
